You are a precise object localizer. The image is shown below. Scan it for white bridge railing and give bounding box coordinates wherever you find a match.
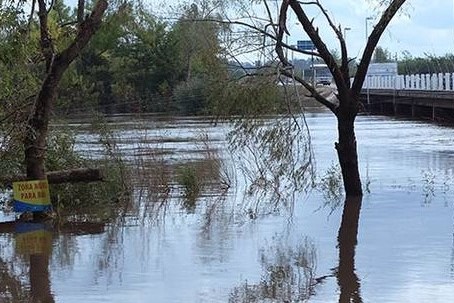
[360,73,454,91]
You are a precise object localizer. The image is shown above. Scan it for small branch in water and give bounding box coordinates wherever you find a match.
[0,168,104,185]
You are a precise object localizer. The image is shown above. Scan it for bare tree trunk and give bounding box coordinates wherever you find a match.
[335,113,362,197]
[24,0,108,181]
[77,0,86,24]
[25,75,61,180]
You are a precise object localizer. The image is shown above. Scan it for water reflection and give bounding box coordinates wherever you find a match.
[229,235,318,302]
[0,220,105,303]
[229,196,364,303]
[336,196,363,303]
[0,247,28,302]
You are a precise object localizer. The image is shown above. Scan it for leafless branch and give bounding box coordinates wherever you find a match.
[77,0,86,24]
[37,0,55,72]
[287,0,346,96]
[47,0,55,14]
[352,0,407,96]
[263,0,278,36]
[27,0,36,30]
[280,70,338,113]
[208,18,320,58]
[275,0,290,66]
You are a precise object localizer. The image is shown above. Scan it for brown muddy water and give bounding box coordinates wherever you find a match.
[1,112,454,302]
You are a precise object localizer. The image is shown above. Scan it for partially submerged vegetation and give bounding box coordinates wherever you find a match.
[229,236,318,303]
[0,120,132,220]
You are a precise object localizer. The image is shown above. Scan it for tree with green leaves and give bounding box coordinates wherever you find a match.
[24,0,109,180]
[0,0,111,182]
[398,52,454,74]
[170,2,228,115]
[373,46,393,63]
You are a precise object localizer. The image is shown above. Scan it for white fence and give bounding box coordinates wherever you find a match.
[361,73,454,91]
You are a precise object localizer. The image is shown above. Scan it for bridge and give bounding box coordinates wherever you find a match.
[358,72,454,122]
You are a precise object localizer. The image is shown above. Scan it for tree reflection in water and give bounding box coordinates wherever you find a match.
[30,253,54,303]
[0,220,105,303]
[230,196,363,303]
[336,196,363,303]
[229,236,318,302]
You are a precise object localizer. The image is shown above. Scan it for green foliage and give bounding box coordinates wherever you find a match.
[208,75,283,118]
[177,164,201,211]
[173,4,222,77]
[398,52,454,74]
[0,5,40,106]
[0,0,233,116]
[173,77,208,115]
[46,129,85,171]
[45,124,130,218]
[55,3,210,114]
[373,46,393,63]
[317,163,343,211]
[0,141,24,176]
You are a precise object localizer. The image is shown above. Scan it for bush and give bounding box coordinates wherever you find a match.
[173,77,208,115]
[177,165,201,211]
[48,122,131,219]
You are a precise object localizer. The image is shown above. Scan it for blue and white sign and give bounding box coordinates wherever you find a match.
[297,40,315,51]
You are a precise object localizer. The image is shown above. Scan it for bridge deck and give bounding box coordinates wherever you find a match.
[360,89,454,110]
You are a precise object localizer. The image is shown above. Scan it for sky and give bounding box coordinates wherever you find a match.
[275,0,454,61]
[143,0,454,62]
[64,0,454,60]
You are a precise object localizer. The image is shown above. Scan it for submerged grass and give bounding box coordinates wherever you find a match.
[48,122,132,220]
[0,117,133,221]
[123,124,234,222]
[176,165,201,211]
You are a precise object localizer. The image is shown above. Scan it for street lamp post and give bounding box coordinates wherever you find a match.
[365,17,373,104]
[365,17,373,40]
[344,27,351,41]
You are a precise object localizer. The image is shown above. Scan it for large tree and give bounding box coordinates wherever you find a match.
[272,0,407,196]
[22,0,109,180]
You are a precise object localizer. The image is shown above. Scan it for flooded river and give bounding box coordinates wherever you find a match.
[1,112,454,302]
